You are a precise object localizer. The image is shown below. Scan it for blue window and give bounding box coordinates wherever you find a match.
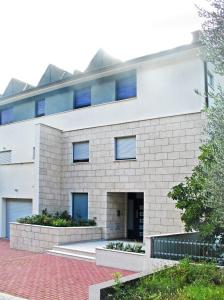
[0,108,13,125]
[74,86,91,108]
[115,136,136,160]
[36,99,45,117]
[72,193,88,220]
[73,141,89,162]
[116,72,136,100]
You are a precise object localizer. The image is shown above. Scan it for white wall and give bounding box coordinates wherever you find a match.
[0,49,204,164]
[0,162,35,236]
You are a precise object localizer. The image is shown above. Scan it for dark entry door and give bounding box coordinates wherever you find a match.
[127,193,144,241]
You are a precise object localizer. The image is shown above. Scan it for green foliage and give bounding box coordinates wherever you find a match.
[106,241,145,253]
[198,0,224,75]
[168,92,224,241]
[108,259,224,300]
[18,209,96,227]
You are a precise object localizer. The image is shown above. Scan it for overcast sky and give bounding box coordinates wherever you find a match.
[0,0,207,93]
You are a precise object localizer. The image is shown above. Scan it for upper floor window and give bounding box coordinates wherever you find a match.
[74,86,91,109]
[115,136,136,160]
[35,98,45,117]
[0,150,12,164]
[116,72,136,101]
[73,141,89,162]
[0,108,13,125]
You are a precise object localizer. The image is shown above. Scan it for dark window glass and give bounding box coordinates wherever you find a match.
[74,86,91,108]
[72,193,88,220]
[116,73,136,100]
[0,108,13,125]
[36,99,45,117]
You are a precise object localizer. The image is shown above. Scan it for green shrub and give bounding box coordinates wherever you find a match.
[178,284,224,300]
[108,259,224,300]
[106,241,145,253]
[18,209,96,227]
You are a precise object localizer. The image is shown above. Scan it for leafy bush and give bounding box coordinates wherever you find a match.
[18,209,96,227]
[107,259,224,300]
[106,241,145,253]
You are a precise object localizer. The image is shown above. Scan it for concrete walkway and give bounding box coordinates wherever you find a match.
[0,239,133,300]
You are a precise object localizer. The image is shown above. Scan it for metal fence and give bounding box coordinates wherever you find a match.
[151,233,224,265]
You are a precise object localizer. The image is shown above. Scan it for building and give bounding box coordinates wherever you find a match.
[0,31,220,240]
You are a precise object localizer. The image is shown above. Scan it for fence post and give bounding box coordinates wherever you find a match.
[143,236,153,272]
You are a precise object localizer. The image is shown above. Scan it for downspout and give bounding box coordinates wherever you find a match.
[203,61,209,107]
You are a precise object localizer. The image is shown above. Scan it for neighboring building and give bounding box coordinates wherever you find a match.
[0,32,221,240]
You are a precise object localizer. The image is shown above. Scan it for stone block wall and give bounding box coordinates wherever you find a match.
[38,112,204,239]
[106,193,126,239]
[10,222,102,252]
[35,124,63,213]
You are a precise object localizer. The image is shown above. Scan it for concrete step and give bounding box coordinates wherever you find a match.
[53,245,96,258]
[47,249,96,262]
[47,244,96,261]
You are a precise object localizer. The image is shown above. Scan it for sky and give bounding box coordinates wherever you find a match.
[0,0,207,93]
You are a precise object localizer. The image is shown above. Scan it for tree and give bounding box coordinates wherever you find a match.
[168,0,224,241]
[198,0,224,75]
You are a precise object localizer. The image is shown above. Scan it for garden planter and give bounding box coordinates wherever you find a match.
[10,222,102,252]
[96,247,145,272]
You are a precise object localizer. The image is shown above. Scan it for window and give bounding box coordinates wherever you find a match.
[0,108,13,125]
[72,193,88,220]
[115,136,136,160]
[74,86,91,108]
[116,72,136,100]
[35,99,45,117]
[0,150,12,164]
[207,72,214,89]
[73,141,89,162]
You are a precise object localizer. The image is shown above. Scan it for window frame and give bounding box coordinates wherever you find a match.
[73,86,91,109]
[72,193,88,220]
[73,141,90,163]
[115,135,136,161]
[35,98,45,117]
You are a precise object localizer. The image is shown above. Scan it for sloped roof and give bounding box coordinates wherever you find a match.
[85,49,121,72]
[38,64,72,87]
[2,78,33,98]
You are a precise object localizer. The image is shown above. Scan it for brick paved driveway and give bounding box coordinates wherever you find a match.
[0,240,133,300]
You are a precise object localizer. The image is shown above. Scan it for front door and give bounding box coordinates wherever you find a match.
[127,193,144,241]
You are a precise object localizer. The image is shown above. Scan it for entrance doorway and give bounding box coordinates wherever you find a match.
[127,193,144,241]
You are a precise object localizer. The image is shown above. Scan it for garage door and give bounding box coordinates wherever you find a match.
[6,199,32,238]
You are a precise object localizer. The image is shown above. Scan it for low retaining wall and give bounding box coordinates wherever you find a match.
[10,222,102,252]
[96,248,145,272]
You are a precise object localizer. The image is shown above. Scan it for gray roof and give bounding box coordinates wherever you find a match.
[38,64,72,87]
[2,78,33,98]
[85,49,121,72]
[0,34,201,103]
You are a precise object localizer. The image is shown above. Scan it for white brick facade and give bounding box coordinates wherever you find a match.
[36,112,204,239]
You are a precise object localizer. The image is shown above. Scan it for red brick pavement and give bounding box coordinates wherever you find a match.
[0,239,133,300]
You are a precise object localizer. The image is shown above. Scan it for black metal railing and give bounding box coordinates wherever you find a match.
[151,233,224,265]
